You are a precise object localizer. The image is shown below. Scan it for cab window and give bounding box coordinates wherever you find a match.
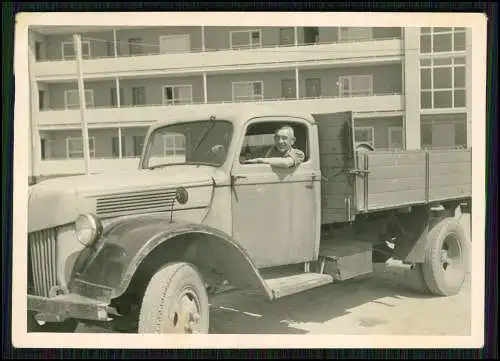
[239,121,309,164]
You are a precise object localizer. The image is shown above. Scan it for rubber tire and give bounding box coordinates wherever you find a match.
[138,262,209,334]
[27,312,78,333]
[418,217,469,297]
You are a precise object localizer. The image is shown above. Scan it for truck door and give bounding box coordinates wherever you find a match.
[312,111,358,224]
[230,116,321,269]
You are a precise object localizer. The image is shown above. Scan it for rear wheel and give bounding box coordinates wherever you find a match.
[138,262,209,334]
[418,217,469,296]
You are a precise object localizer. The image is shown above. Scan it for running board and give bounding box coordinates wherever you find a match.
[258,238,373,300]
[264,272,334,299]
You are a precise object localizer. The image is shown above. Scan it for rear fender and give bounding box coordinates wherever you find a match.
[392,203,470,263]
[70,215,273,302]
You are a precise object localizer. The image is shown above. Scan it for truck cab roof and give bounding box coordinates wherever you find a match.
[150,105,317,131]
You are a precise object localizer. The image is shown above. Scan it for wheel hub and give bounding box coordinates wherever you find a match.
[184,311,201,334]
[440,235,464,285]
[170,290,202,334]
[440,249,451,269]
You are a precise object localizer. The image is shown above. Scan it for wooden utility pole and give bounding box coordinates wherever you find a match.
[28,40,41,184]
[73,34,91,174]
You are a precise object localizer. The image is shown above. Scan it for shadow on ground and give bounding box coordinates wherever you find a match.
[207,262,468,334]
[74,261,470,335]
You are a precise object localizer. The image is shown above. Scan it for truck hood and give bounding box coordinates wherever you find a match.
[28,166,220,233]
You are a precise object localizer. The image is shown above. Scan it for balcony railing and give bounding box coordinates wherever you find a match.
[39,92,403,112]
[36,93,404,129]
[36,36,403,63]
[33,39,403,81]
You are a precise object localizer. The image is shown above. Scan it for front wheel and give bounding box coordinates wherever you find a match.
[138,262,209,334]
[418,217,470,296]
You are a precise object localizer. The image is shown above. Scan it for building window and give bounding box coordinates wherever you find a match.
[454,119,467,147]
[162,85,193,105]
[420,27,466,54]
[132,86,146,106]
[421,122,433,148]
[232,81,264,102]
[40,138,50,160]
[305,78,321,98]
[35,41,42,61]
[61,41,91,60]
[163,133,186,157]
[110,88,124,107]
[281,79,296,99]
[339,75,373,97]
[66,136,96,159]
[279,28,295,46]
[338,27,373,42]
[354,126,375,148]
[133,135,145,157]
[128,38,142,56]
[106,41,114,57]
[420,56,466,109]
[64,89,94,110]
[303,27,319,44]
[242,133,275,149]
[421,116,467,149]
[159,34,191,54]
[112,136,126,158]
[388,126,404,149]
[38,90,45,110]
[230,29,262,49]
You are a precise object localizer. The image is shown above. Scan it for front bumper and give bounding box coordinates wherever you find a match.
[28,293,111,323]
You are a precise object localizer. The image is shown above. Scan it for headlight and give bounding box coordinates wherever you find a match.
[176,187,189,205]
[75,213,102,247]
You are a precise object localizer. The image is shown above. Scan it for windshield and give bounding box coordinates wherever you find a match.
[143,120,234,169]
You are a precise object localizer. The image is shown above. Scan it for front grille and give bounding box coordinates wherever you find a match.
[95,188,177,218]
[28,228,58,298]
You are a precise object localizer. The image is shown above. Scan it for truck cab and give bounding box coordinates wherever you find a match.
[26,106,471,334]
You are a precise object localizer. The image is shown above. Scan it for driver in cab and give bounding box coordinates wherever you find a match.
[242,126,305,168]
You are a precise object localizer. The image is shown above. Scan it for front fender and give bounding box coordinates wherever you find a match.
[70,215,272,302]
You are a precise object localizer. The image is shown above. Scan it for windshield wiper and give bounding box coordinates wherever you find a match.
[193,115,216,152]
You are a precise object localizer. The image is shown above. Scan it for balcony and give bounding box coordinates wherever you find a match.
[36,94,403,177]
[33,38,403,81]
[36,93,404,129]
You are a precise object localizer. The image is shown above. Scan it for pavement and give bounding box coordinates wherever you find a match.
[77,260,471,336]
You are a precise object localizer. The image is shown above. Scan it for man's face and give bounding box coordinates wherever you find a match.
[274,128,293,153]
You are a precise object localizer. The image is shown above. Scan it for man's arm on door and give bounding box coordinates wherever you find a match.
[244,148,305,168]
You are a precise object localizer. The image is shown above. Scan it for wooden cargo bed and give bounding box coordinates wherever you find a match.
[313,111,472,223]
[354,148,472,213]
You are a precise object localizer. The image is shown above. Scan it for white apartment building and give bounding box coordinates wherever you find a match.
[26,26,472,182]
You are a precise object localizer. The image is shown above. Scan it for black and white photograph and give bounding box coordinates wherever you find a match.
[11,11,487,349]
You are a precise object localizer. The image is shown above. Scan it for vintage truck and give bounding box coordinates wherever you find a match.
[26,107,472,334]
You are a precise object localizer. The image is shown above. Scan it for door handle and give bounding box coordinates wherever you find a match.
[232,175,247,181]
[306,174,318,189]
[231,175,247,185]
